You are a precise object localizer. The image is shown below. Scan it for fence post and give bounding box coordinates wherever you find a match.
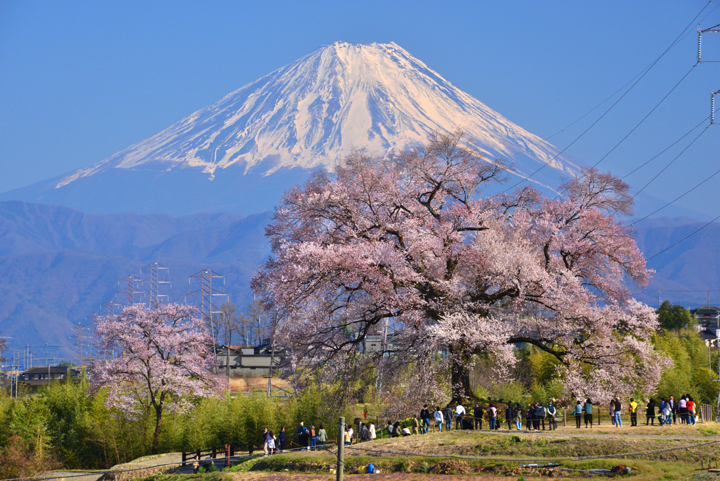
[337,416,345,481]
[563,408,566,427]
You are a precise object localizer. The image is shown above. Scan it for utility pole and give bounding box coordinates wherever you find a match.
[266,313,278,398]
[336,417,345,481]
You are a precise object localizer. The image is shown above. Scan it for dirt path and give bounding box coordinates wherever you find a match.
[448,425,720,441]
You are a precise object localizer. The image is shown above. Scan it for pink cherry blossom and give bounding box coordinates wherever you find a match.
[253,132,670,408]
[90,303,222,453]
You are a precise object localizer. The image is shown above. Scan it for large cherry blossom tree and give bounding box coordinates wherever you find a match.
[253,132,670,407]
[91,304,221,453]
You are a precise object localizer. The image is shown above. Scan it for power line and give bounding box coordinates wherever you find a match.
[590,64,699,170]
[645,213,720,260]
[504,0,715,192]
[630,124,711,199]
[632,160,720,225]
[621,116,709,180]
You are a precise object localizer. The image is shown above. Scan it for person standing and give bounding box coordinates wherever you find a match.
[678,395,687,424]
[537,402,547,430]
[505,404,514,430]
[526,404,534,431]
[263,427,271,456]
[443,405,454,432]
[613,398,623,427]
[310,425,317,450]
[583,399,593,428]
[369,421,377,440]
[629,398,638,427]
[360,423,369,442]
[420,404,430,434]
[646,398,656,425]
[609,399,616,426]
[669,395,676,424]
[297,422,310,450]
[574,400,583,428]
[547,402,557,431]
[433,406,444,432]
[487,403,498,430]
[385,420,394,437]
[530,402,541,430]
[267,430,276,455]
[317,425,327,449]
[410,416,419,436]
[514,403,523,430]
[278,427,286,452]
[687,396,696,425]
[474,404,484,430]
[456,403,466,430]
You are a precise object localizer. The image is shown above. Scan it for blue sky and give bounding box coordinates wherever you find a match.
[0,0,718,217]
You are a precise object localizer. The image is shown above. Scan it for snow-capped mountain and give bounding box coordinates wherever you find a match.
[2,42,581,215]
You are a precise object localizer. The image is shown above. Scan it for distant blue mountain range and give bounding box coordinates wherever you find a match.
[0,200,717,362]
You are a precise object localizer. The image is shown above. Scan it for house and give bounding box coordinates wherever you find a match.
[215,341,283,378]
[361,332,403,355]
[18,366,81,387]
[691,306,720,338]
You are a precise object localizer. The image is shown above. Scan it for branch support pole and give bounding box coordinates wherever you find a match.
[337,416,345,481]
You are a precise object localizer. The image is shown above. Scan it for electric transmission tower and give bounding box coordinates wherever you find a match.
[186,269,230,366]
[697,23,720,124]
[117,274,144,307]
[141,262,171,308]
[71,322,90,366]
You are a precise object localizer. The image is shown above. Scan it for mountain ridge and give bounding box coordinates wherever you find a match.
[1,42,581,216]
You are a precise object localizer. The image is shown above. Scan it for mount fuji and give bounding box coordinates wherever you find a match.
[1,42,581,216]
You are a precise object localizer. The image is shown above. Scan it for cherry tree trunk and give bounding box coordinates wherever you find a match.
[152,405,163,454]
[450,345,474,403]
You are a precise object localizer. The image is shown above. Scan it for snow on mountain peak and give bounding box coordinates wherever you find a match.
[54,41,580,190]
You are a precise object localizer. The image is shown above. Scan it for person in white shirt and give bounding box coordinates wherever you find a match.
[369,421,376,440]
[455,403,467,430]
[433,406,444,432]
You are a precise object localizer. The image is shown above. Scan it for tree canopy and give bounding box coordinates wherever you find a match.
[657,301,696,331]
[253,132,670,407]
[90,304,221,453]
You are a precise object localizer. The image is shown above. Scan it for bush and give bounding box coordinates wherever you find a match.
[0,435,60,479]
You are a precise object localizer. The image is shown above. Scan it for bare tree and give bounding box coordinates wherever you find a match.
[217,301,240,346]
[239,299,268,346]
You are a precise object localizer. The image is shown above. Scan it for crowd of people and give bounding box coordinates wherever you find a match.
[259,422,329,455]
[258,394,702,454]
[573,394,699,428]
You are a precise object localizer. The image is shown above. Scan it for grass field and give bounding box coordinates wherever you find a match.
[138,422,720,480]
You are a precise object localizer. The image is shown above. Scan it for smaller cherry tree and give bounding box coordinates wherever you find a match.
[91,304,221,453]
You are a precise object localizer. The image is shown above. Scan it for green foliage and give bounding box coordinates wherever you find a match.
[490,380,526,405]
[0,382,334,471]
[657,301,696,331]
[654,329,718,404]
